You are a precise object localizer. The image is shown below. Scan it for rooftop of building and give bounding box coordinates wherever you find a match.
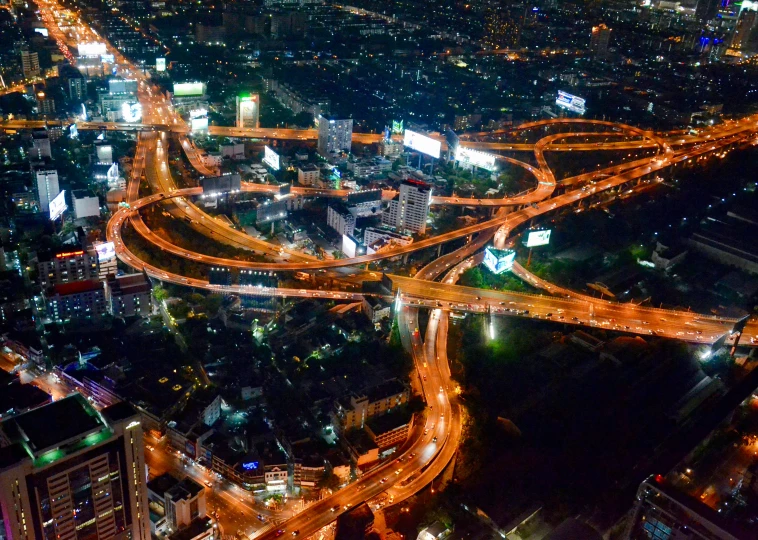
[168,516,213,540]
[71,189,97,200]
[365,406,413,435]
[0,394,112,468]
[364,379,407,403]
[0,379,51,419]
[107,273,151,295]
[639,475,753,539]
[53,279,104,296]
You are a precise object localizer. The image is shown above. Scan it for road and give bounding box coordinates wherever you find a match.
[28,2,758,536]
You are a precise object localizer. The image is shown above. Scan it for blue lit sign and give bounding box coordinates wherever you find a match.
[242,461,259,470]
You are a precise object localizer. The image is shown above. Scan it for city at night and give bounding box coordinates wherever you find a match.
[1,0,758,538]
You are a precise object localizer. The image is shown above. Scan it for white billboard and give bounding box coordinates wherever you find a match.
[191,117,209,132]
[263,146,280,171]
[483,247,515,274]
[555,91,586,114]
[455,146,497,171]
[156,57,166,72]
[403,129,441,159]
[49,190,67,221]
[95,241,116,262]
[121,101,142,122]
[173,82,205,97]
[523,229,551,247]
[78,42,107,57]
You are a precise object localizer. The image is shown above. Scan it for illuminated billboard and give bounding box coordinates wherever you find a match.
[100,53,115,63]
[95,241,116,262]
[173,82,206,97]
[189,108,208,132]
[78,42,106,57]
[403,129,441,159]
[34,28,48,37]
[482,247,516,274]
[263,146,280,171]
[49,190,67,221]
[523,229,552,247]
[156,57,166,72]
[555,91,586,114]
[121,101,142,122]
[455,146,497,171]
[392,120,404,134]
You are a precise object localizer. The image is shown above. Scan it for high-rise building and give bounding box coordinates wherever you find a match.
[106,273,153,318]
[0,395,151,540]
[31,165,60,213]
[20,50,40,78]
[381,179,432,234]
[624,475,750,539]
[37,248,99,287]
[46,280,108,321]
[317,116,353,157]
[32,131,52,159]
[590,24,612,60]
[731,10,758,49]
[236,95,259,129]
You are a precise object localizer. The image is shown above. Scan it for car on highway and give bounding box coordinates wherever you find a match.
[292,531,300,536]
[380,477,388,483]
[274,530,285,537]
[432,436,438,443]
[331,505,340,512]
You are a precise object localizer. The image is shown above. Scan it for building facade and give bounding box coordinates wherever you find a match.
[382,179,432,234]
[38,249,99,288]
[332,380,410,431]
[327,204,356,237]
[46,280,107,321]
[0,395,151,540]
[32,166,60,214]
[106,273,153,318]
[317,116,353,157]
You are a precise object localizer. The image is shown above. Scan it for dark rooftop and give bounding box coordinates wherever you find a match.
[0,394,105,456]
[168,517,212,540]
[101,400,138,424]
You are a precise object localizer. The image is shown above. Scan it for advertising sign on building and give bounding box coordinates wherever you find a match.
[555,91,586,114]
[403,129,441,159]
[49,190,67,221]
[95,241,116,262]
[523,229,552,247]
[482,247,516,274]
[263,146,280,171]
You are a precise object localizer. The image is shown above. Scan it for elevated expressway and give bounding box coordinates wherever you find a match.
[33,0,758,535]
[104,118,758,540]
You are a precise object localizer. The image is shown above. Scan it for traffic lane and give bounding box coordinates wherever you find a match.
[146,444,269,535]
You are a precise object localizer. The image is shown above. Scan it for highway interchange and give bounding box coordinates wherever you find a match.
[19,1,758,537]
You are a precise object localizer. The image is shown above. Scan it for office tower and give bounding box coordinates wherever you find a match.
[20,50,40,78]
[317,116,353,157]
[382,179,432,234]
[32,166,60,213]
[236,95,260,128]
[590,24,612,60]
[0,395,151,540]
[624,475,750,539]
[731,10,758,49]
